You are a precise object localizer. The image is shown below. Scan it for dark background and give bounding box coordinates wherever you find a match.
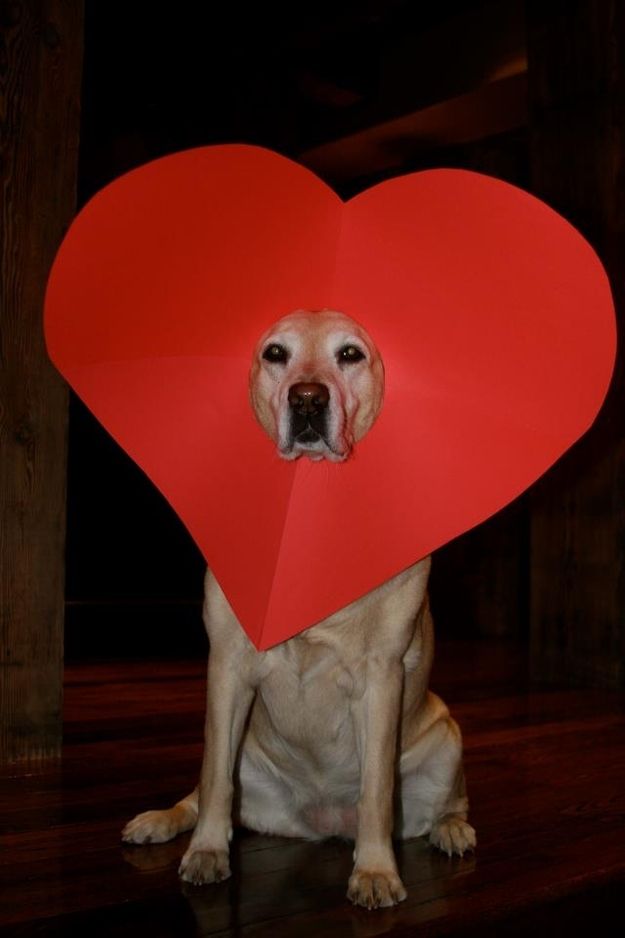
[4,1,625,921]
[62,0,598,664]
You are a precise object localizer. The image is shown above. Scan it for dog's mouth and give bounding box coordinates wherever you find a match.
[281,411,347,462]
[295,427,322,445]
[290,408,326,442]
[289,414,330,459]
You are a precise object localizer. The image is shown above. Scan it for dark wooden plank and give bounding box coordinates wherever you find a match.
[1,644,625,935]
[0,0,83,763]
[299,72,529,185]
[431,500,530,641]
[526,0,625,688]
[296,0,527,160]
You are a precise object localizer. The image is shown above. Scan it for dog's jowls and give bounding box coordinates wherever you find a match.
[122,309,475,910]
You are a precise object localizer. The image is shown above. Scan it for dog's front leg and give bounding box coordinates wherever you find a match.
[179,651,255,885]
[348,656,406,909]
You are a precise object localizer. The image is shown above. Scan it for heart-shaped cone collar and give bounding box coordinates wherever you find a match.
[45,145,615,649]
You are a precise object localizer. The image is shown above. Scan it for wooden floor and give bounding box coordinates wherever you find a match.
[2,640,625,936]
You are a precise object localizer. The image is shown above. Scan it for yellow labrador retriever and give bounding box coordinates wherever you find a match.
[122,309,475,909]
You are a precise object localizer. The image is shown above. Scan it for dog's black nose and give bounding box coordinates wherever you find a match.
[288,382,330,415]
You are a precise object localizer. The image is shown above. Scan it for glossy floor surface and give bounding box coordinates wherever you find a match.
[2,641,625,936]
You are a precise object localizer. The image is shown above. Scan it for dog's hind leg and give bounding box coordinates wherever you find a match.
[397,694,476,856]
[122,788,198,844]
[426,753,476,857]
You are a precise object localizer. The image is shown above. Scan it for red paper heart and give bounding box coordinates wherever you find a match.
[45,146,615,649]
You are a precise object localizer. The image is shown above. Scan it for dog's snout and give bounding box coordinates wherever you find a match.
[288,382,330,415]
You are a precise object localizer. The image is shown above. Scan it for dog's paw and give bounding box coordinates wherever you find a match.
[122,809,184,845]
[347,868,407,910]
[179,847,231,885]
[429,814,476,857]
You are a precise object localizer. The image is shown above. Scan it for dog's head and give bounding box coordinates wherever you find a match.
[249,309,384,462]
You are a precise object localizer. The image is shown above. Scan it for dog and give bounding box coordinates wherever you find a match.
[122,309,475,909]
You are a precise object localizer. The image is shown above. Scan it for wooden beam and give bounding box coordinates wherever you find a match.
[299,72,528,185]
[0,1,83,762]
[526,0,625,687]
[293,0,526,161]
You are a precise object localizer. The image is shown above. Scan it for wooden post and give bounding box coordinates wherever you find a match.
[526,0,625,687]
[0,1,83,762]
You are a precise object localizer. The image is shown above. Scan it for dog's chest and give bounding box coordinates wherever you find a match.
[255,633,364,749]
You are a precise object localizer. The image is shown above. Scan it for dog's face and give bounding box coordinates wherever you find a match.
[249,309,384,462]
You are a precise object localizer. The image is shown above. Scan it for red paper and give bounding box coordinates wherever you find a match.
[44,145,616,649]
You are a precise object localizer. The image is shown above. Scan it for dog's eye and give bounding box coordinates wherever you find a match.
[337,345,365,364]
[262,343,289,364]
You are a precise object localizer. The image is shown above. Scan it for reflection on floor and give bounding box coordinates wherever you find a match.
[2,641,625,936]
